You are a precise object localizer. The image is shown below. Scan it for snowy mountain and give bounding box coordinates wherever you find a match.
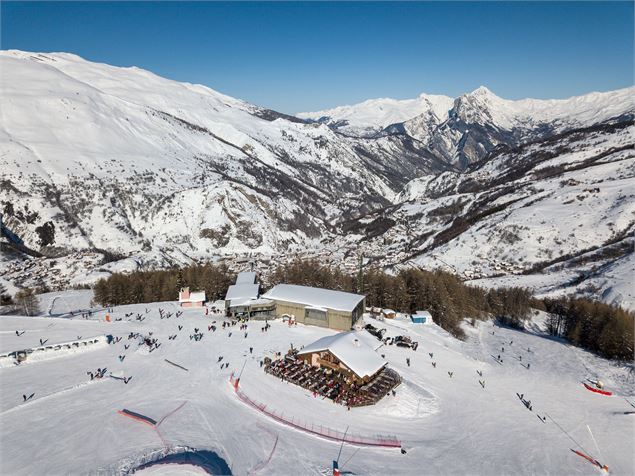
[339,120,635,309]
[301,85,635,168]
[297,93,454,138]
[0,51,447,266]
[1,50,633,308]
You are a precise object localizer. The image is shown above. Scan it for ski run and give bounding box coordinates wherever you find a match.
[0,289,632,475]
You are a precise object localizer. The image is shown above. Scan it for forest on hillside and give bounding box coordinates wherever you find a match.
[91,259,633,360]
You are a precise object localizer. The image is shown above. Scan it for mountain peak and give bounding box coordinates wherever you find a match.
[467,86,498,99]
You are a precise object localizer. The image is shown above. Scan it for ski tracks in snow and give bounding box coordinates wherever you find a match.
[248,423,279,475]
[0,377,112,418]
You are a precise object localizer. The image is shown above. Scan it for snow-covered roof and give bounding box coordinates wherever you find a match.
[414,310,432,317]
[225,284,259,301]
[298,331,386,379]
[228,297,273,308]
[261,284,364,312]
[179,290,206,303]
[235,271,257,285]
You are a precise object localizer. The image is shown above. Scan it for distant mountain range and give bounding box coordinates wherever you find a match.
[299,85,633,168]
[0,50,633,309]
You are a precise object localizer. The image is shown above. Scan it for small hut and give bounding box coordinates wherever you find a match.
[411,310,432,324]
[178,287,206,308]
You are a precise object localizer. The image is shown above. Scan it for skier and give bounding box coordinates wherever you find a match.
[406,358,410,367]
[249,347,253,354]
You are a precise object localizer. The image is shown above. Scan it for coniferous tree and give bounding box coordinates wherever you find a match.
[14,288,40,316]
[0,282,12,306]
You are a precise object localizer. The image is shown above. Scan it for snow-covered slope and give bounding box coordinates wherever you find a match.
[1,50,633,308]
[0,296,632,474]
[339,120,635,309]
[0,50,446,264]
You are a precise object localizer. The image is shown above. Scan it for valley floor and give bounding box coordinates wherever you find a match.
[0,292,633,475]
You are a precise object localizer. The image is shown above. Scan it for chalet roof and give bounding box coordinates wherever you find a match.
[225,284,259,301]
[297,331,386,379]
[261,284,364,312]
[235,271,257,285]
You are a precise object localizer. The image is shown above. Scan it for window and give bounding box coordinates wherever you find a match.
[305,308,327,322]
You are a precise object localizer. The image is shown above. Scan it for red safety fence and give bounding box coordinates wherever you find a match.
[229,374,401,448]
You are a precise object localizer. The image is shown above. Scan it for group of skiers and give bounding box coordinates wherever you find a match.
[87,367,107,380]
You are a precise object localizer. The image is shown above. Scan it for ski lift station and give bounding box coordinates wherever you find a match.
[411,310,432,324]
[223,272,365,331]
[261,284,365,331]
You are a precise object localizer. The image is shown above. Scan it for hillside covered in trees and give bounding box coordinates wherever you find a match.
[92,260,633,359]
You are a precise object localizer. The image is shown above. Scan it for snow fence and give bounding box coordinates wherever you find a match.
[229,374,401,448]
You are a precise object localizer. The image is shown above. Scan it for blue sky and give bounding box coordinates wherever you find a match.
[2,1,633,113]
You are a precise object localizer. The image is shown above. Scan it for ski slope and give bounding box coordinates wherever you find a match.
[0,292,633,475]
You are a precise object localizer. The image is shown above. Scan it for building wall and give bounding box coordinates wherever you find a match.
[270,299,360,331]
